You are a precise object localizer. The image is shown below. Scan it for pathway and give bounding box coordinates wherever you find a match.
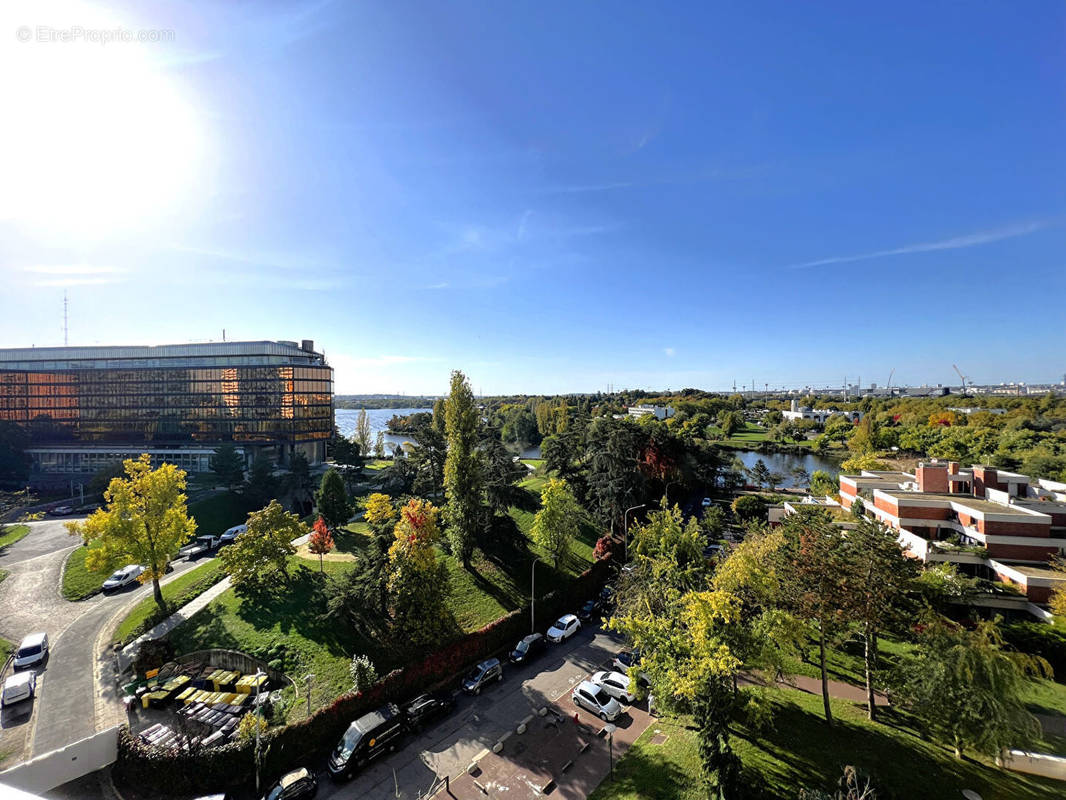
[740,671,890,706]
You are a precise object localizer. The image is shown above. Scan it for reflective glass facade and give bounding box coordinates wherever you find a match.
[0,341,333,454]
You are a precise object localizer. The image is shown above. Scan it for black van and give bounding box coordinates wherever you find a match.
[327,703,406,779]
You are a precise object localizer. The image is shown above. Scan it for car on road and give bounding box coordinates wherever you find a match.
[2,670,37,708]
[462,658,503,695]
[179,534,220,559]
[546,613,581,643]
[102,564,144,592]
[590,670,636,703]
[403,692,454,731]
[572,679,622,721]
[261,767,317,800]
[47,505,74,516]
[577,598,602,622]
[612,650,651,685]
[701,497,713,507]
[508,632,546,665]
[328,703,406,779]
[13,632,49,669]
[218,524,247,547]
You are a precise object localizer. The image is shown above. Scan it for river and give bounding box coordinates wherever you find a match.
[728,449,840,487]
[335,407,430,453]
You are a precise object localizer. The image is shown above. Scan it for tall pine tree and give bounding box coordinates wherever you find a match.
[443,370,483,567]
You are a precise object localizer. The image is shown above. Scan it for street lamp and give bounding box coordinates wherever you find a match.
[623,504,645,562]
[603,723,617,781]
[530,558,538,633]
[254,668,266,797]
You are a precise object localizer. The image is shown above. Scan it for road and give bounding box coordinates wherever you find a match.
[0,519,205,764]
[309,624,627,800]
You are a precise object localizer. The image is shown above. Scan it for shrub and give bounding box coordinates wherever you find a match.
[1002,621,1066,678]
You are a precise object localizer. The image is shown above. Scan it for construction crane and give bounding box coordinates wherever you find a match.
[886,368,895,391]
[953,364,970,394]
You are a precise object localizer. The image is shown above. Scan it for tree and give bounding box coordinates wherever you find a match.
[387,499,450,645]
[790,466,811,488]
[443,370,483,567]
[87,460,126,499]
[700,505,727,540]
[778,511,853,725]
[823,415,853,444]
[308,516,334,572]
[66,454,196,611]
[364,492,396,531]
[840,452,888,472]
[844,518,919,719]
[730,494,767,522]
[219,500,301,592]
[717,410,743,437]
[244,454,277,507]
[355,409,372,457]
[210,444,245,490]
[747,459,771,488]
[409,422,446,497]
[0,420,31,486]
[315,468,351,530]
[893,617,1048,759]
[766,471,785,491]
[530,478,582,569]
[482,438,528,516]
[287,451,314,513]
[373,431,385,458]
[809,470,837,497]
[330,428,362,469]
[349,654,378,692]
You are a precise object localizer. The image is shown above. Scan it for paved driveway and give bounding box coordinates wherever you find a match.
[309,625,627,800]
[0,520,207,765]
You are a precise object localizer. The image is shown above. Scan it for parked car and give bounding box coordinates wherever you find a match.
[462,658,503,695]
[572,679,622,721]
[47,505,74,516]
[546,614,581,643]
[13,632,48,669]
[701,497,713,508]
[577,599,602,622]
[403,692,454,731]
[590,670,636,703]
[179,534,220,559]
[328,703,406,779]
[612,650,650,685]
[508,633,547,665]
[261,767,317,800]
[218,524,247,547]
[102,564,144,592]
[1,671,36,708]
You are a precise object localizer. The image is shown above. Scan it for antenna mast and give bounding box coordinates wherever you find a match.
[63,291,69,346]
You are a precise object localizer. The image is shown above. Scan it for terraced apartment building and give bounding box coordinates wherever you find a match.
[837,461,1066,613]
[0,340,333,481]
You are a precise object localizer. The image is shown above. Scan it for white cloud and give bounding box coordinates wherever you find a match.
[664,347,676,357]
[787,220,1047,269]
[23,264,124,275]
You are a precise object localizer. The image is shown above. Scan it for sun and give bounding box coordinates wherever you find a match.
[0,0,205,238]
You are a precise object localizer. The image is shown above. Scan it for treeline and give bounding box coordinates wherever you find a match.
[335,395,436,410]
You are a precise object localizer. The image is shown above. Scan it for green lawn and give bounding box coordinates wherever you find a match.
[167,481,604,713]
[0,523,30,550]
[588,687,1063,800]
[113,559,226,646]
[62,545,104,600]
[0,635,14,662]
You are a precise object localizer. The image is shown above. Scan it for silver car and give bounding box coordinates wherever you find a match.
[572,679,622,721]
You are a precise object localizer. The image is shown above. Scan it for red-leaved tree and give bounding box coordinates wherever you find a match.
[309,516,335,572]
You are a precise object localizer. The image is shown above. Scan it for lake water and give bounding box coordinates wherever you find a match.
[729,449,840,487]
[335,407,430,452]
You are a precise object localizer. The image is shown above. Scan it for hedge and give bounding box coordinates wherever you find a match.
[114,557,613,795]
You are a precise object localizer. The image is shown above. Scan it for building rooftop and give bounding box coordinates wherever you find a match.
[998,562,1066,581]
[0,340,328,369]
[878,490,1045,517]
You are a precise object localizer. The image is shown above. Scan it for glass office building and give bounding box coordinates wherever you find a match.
[0,340,333,476]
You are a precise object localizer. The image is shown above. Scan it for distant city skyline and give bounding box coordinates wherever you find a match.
[1,1,1063,396]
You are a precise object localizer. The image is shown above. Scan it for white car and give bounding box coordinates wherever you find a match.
[572,679,622,721]
[1,671,37,707]
[102,564,144,592]
[590,670,635,703]
[13,632,48,669]
[546,614,581,643]
[701,497,712,507]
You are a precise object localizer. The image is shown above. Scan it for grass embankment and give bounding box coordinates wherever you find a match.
[62,545,102,600]
[0,568,8,586]
[114,559,226,646]
[167,476,599,710]
[0,635,14,662]
[588,687,1063,800]
[0,524,30,550]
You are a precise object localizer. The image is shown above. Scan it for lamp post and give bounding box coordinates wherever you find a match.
[623,504,645,562]
[603,723,617,781]
[254,668,265,797]
[530,558,538,633]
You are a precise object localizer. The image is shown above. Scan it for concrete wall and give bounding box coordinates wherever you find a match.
[0,726,120,794]
[1005,750,1066,781]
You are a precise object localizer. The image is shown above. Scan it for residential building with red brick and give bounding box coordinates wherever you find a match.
[835,461,1066,616]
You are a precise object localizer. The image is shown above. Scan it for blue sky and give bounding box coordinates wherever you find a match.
[1,1,1064,394]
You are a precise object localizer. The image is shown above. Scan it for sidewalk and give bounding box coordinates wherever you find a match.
[740,671,889,706]
[431,687,653,800]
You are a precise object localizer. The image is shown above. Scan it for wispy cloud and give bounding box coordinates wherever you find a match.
[20,264,125,287]
[787,221,1048,270]
[544,181,637,195]
[663,347,676,357]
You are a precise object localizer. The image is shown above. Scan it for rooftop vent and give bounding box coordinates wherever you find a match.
[301,339,314,352]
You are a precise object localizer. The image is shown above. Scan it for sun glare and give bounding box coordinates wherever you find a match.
[0,1,205,238]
